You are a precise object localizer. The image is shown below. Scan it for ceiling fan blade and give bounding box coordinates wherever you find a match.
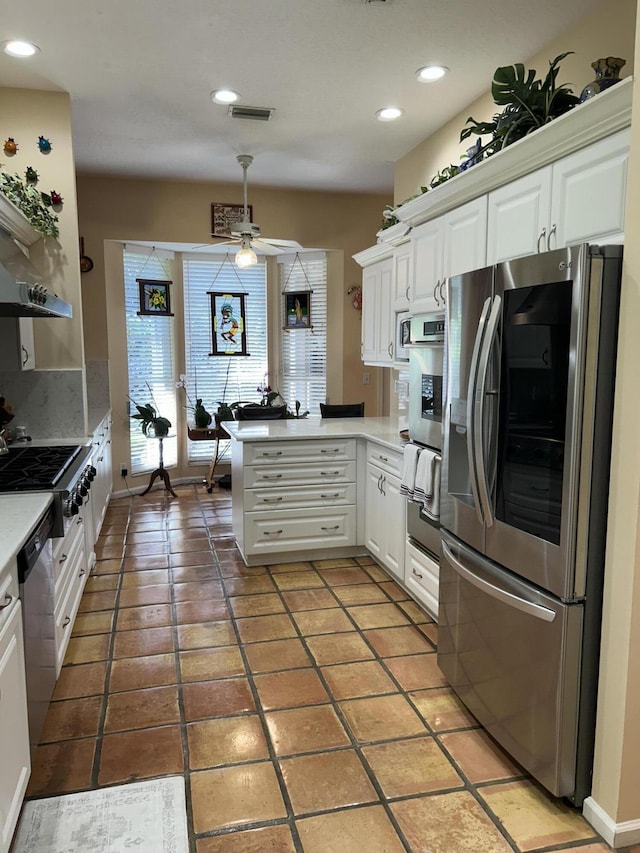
[261,237,303,249]
[190,237,239,251]
[251,239,284,255]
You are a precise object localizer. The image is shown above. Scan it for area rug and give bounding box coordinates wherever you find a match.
[12,776,189,853]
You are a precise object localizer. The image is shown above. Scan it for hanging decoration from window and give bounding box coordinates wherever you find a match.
[282,252,313,331]
[137,279,174,316]
[209,291,249,356]
[284,291,311,329]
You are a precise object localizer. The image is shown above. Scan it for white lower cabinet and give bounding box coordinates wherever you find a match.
[234,438,358,563]
[0,590,30,853]
[405,539,439,621]
[52,515,89,676]
[90,414,112,548]
[364,443,405,581]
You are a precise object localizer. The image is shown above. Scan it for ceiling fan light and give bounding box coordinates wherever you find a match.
[235,244,257,268]
[416,65,448,82]
[376,106,404,122]
[3,39,39,57]
[211,88,240,104]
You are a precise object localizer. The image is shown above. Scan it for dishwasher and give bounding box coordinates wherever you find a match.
[17,504,56,754]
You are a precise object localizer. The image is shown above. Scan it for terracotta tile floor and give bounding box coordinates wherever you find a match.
[23,484,636,853]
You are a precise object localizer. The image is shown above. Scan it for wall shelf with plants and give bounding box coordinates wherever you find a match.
[381,69,632,235]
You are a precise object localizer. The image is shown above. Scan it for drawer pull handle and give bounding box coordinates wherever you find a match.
[263,530,283,536]
[321,525,340,532]
[0,594,13,610]
[262,474,283,480]
[59,553,68,564]
[321,493,340,499]
[261,451,282,457]
[412,568,424,580]
[379,455,388,462]
[320,471,339,477]
[62,615,71,628]
[262,497,283,503]
[79,569,86,577]
[320,448,339,454]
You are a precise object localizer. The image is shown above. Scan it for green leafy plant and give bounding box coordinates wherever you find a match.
[460,52,580,159]
[0,171,60,237]
[131,401,172,436]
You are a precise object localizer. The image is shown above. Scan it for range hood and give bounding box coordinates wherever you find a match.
[0,226,72,319]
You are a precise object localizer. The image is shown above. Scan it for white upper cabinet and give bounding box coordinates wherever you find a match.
[487,168,553,264]
[487,127,630,264]
[412,196,487,315]
[392,241,412,311]
[361,256,394,366]
[550,127,629,247]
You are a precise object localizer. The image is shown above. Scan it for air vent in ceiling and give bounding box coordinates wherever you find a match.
[228,104,275,121]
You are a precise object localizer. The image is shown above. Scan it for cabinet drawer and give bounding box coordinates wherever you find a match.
[245,460,356,488]
[244,483,357,512]
[405,539,439,621]
[367,443,403,477]
[245,506,356,554]
[245,439,356,466]
[53,519,85,599]
[54,564,87,675]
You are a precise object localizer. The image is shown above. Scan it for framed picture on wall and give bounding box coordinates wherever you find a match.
[137,279,174,316]
[283,290,312,329]
[211,203,253,238]
[209,291,249,356]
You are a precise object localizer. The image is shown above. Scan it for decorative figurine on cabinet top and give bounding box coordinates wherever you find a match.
[37,135,52,153]
[580,57,626,102]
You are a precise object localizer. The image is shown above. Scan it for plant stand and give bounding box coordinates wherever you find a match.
[141,435,177,498]
[187,424,230,493]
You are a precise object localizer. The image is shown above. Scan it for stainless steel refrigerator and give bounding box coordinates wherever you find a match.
[438,243,622,805]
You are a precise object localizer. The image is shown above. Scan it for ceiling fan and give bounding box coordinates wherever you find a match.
[207,154,302,267]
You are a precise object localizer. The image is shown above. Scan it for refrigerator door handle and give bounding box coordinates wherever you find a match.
[466,296,492,525]
[442,541,557,623]
[473,294,501,528]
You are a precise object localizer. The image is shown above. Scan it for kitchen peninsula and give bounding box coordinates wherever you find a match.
[225,416,408,568]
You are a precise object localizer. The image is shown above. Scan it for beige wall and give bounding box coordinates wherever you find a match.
[77,175,390,484]
[0,88,85,372]
[394,0,637,204]
[590,5,640,827]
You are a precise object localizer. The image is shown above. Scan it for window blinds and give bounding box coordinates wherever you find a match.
[278,252,327,417]
[124,246,177,474]
[183,254,268,464]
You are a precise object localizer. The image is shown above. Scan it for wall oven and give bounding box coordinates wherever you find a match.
[406,312,444,559]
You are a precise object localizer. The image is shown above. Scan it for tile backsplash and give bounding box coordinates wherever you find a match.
[0,368,87,439]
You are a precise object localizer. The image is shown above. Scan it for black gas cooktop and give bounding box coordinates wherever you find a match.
[0,444,83,490]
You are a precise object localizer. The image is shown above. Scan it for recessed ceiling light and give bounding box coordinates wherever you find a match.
[416,65,448,82]
[376,106,404,122]
[211,89,240,105]
[3,40,39,58]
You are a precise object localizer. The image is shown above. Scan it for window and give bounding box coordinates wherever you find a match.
[278,252,327,416]
[183,254,268,463]
[124,246,177,474]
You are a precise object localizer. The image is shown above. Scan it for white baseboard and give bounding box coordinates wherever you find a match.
[583,796,640,848]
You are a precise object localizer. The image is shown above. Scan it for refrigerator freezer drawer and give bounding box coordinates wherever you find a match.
[438,532,584,799]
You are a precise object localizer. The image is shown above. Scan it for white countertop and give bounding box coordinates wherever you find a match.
[0,492,54,575]
[222,415,408,453]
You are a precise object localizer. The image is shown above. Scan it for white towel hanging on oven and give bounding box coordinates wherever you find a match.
[400,443,421,499]
[414,448,441,520]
